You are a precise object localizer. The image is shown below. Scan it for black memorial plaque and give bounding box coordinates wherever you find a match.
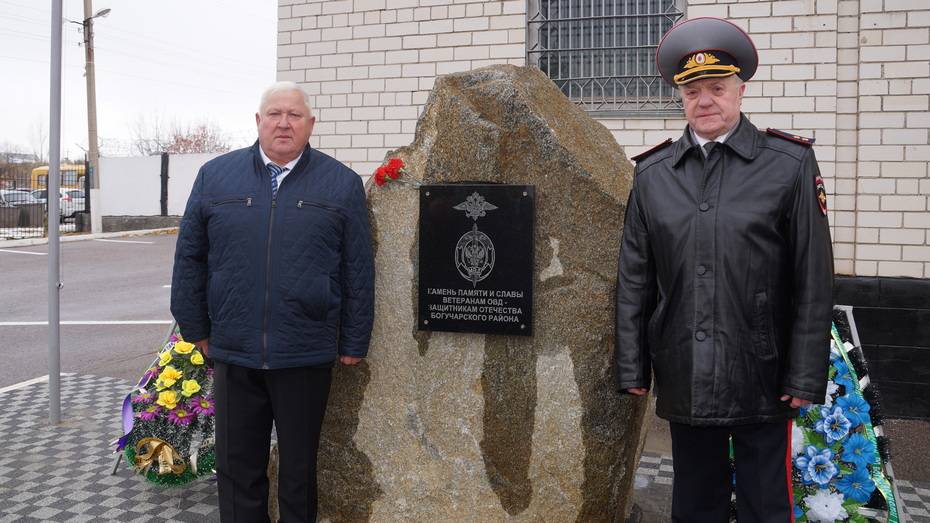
[418,184,534,336]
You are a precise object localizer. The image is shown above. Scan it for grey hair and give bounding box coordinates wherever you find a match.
[258,81,313,116]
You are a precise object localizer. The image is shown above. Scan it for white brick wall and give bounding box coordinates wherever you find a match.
[278,0,930,278]
[850,0,930,277]
[278,0,527,177]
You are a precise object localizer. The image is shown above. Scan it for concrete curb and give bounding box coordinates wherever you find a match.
[0,227,178,248]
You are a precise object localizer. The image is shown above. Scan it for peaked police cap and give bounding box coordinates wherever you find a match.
[656,17,758,86]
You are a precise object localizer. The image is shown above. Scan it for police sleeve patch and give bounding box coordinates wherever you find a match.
[815,176,828,216]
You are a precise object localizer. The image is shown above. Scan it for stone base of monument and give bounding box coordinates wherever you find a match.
[264,64,650,522]
[268,443,279,521]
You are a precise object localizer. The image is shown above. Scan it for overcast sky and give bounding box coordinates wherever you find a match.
[0,0,276,159]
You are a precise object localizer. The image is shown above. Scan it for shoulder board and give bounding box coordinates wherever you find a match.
[630,138,673,163]
[766,128,815,146]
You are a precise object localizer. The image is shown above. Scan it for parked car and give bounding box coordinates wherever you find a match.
[30,188,86,222]
[0,189,41,207]
[62,189,86,220]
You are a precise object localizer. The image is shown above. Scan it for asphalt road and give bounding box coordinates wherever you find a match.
[0,233,179,388]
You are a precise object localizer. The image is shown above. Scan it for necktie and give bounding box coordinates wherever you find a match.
[703,142,717,157]
[267,163,283,198]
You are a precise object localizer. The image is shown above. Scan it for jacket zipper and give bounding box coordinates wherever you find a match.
[213,197,252,207]
[261,196,276,370]
[297,199,340,214]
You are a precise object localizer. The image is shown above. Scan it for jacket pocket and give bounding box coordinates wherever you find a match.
[752,291,779,402]
[207,194,255,240]
[211,196,253,207]
[282,198,346,265]
[753,291,777,360]
[647,297,668,353]
[293,275,332,321]
[296,199,342,215]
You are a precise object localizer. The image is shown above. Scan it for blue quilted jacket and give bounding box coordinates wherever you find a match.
[170,143,374,369]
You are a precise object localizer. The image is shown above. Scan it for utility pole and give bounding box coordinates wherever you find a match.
[49,0,63,425]
[82,0,108,233]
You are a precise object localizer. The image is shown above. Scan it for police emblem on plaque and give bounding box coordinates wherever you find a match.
[453,192,497,287]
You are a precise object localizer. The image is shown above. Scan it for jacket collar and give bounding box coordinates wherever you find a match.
[672,113,759,166]
[251,141,315,176]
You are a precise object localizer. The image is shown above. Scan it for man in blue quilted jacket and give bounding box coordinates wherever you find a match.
[171,81,374,522]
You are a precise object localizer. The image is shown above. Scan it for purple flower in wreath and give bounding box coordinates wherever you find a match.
[795,446,837,486]
[137,404,161,421]
[835,394,870,428]
[814,405,852,444]
[841,433,877,469]
[189,396,215,416]
[131,390,154,404]
[137,367,160,387]
[168,407,194,426]
[836,467,876,503]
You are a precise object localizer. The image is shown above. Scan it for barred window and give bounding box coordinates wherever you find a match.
[527,0,685,115]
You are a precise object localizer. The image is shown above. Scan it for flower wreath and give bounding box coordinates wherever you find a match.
[113,324,215,486]
[790,319,900,522]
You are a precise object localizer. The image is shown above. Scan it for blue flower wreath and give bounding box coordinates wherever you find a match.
[790,320,899,522]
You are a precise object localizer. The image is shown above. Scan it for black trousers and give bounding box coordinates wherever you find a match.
[214,361,332,523]
[669,420,793,523]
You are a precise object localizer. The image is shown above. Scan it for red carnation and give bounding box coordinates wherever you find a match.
[374,166,387,186]
[373,157,410,187]
[387,157,404,173]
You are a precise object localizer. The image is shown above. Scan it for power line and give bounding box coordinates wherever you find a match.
[0,52,262,97]
[92,64,262,97]
[0,0,48,15]
[0,53,81,67]
[94,31,272,74]
[92,44,269,82]
[0,30,49,44]
[0,12,49,27]
[0,2,275,79]
[0,2,274,74]
[0,23,272,76]
[0,37,269,86]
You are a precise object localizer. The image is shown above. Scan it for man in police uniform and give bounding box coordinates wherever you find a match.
[614,17,834,522]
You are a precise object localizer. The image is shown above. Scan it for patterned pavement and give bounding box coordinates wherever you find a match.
[1,374,927,522]
[0,375,218,523]
[632,451,930,523]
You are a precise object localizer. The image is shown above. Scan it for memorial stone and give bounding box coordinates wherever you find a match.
[315,64,648,522]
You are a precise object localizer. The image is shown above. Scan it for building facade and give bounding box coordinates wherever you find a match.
[276,0,930,280]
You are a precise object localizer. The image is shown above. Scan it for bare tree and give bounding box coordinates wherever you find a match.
[129,114,169,156]
[130,116,230,155]
[31,119,48,162]
[0,142,37,189]
[163,123,231,154]
[0,141,26,163]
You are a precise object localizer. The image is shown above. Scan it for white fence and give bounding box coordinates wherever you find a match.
[99,152,222,217]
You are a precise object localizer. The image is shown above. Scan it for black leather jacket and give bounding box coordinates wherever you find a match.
[614,115,834,426]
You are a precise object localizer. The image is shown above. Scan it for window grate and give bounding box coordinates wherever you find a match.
[527,0,685,115]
